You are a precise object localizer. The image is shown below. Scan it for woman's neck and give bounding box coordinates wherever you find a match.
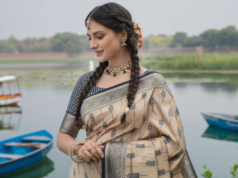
[108,48,131,67]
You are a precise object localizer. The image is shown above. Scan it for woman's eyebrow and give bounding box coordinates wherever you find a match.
[87,31,105,36]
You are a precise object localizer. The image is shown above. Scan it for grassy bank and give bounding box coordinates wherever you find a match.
[1,52,238,70]
[140,52,238,70]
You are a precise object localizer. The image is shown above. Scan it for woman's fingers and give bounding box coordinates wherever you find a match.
[99,145,104,151]
[85,142,102,161]
[77,141,104,162]
[89,146,101,160]
[87,141,104,158]
[77,144,97,162]
[83,148,99,162]
[91,143,104,158]
[82,147,99,161]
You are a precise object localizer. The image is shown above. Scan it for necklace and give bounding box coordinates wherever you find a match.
[104,61,132,77]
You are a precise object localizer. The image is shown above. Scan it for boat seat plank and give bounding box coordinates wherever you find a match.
[0,153,23,159]
[22,136,51,141]
[4,142,47,148]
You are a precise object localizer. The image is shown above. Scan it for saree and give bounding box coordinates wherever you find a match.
[59,70,197,178]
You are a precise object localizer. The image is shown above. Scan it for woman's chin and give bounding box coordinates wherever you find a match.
[97,57,108,63]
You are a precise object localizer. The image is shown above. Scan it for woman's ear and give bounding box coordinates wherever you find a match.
[121,29,128,39]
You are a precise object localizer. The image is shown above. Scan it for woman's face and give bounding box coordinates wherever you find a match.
[86,20,123,63]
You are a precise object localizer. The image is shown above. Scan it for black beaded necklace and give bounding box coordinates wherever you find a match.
[104,61,132,77]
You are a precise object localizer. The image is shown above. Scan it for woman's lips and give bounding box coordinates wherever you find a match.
[95,50,104,56]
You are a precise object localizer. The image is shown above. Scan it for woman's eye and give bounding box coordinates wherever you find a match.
[88,36,103,41]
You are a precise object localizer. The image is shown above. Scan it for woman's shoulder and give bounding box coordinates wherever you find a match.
[143,69,164,81]
[144,69,170,90]
[80,70,94,80]
[75,70,94,86]
[71,70,94,90]
[143,69,160,76]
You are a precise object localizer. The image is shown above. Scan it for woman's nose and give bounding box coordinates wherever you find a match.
[90,40,97,49]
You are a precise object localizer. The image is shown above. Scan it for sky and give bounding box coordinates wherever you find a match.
[0,0,238,40]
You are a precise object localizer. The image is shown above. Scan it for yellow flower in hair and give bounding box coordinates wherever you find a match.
[132,20,143,48]
[132,21,138,29]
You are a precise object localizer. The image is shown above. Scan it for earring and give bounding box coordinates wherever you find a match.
[121,37,127,46]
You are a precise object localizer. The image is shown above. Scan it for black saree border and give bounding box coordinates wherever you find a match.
[83,69,160,101]
[101,141,130,178]
[102,142,107,178]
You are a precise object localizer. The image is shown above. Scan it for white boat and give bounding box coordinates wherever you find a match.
[0,75,22,106]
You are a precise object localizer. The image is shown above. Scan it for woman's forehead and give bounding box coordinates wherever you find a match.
[86,20,108,36]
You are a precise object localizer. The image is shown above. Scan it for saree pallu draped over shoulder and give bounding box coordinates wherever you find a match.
[60,70,197,178]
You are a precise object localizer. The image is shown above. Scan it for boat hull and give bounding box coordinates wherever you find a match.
[0,93,22,106]
[0,130,53,176]
[202,113,238,131]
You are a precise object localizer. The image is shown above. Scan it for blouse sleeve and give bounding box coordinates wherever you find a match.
[59,71,93,137]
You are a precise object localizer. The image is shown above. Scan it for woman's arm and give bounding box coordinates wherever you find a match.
[57,71,94,156]
[56,131,83,156]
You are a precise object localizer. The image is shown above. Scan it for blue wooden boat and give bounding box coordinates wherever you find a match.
[201,112,238,131]
[0,130,53,176]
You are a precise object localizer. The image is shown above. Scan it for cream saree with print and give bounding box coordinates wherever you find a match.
[59,70,197,178]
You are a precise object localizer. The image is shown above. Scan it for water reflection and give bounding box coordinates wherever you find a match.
[202,126,238,142]
[1,156,54,178]
[162,72,238,84]
[172,82,238,93]
[199,82,238,93]
[163,72,238,93]
[0,105,22,130]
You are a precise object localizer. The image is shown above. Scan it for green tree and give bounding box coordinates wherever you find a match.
[200,29,219,49]
[0,39,18,53]
[183,36,203,47]
[1,44,18,53]
[51,33,88,54]
[143,35,172,49]
[170,32,187,47]
[218,26,238,47]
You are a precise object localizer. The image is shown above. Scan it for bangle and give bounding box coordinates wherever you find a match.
[68,140,90,163]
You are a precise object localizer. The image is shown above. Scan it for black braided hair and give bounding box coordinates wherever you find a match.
[74,2,141,129]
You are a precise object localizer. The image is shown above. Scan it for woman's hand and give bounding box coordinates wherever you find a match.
[76,140,104,162]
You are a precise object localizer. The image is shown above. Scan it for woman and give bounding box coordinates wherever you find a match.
[57,2,197,178]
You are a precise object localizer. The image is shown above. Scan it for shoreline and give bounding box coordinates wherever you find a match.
[2,65,238,74]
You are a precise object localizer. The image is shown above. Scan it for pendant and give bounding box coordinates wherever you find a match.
[113,73,116,77]
[123,70,126,74]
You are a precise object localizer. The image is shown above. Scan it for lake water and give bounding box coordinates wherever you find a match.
[1,67,238,178]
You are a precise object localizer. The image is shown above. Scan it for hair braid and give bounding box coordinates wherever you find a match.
[74,61,108,129]
[120,48,140,124]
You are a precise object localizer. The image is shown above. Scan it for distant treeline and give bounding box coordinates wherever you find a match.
[0,26,238,54]
[143,26,238,50]
[0,33,91,54]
